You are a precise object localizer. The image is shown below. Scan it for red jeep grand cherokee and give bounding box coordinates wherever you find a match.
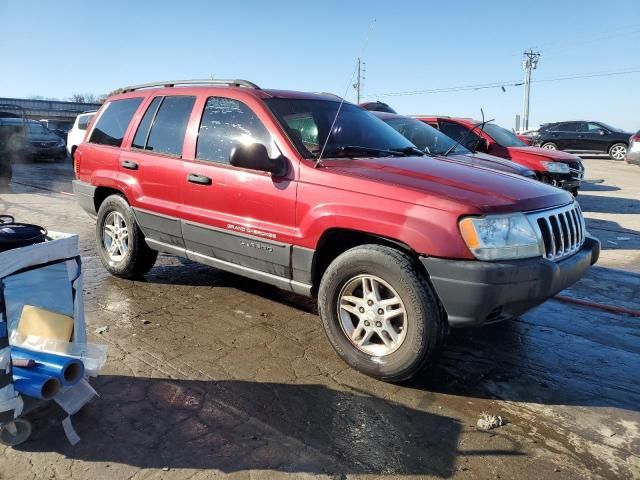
[418,116,585,195]
[73,80,599,381]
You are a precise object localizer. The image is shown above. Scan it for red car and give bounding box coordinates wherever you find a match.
[417,116,584,195]
[73,80,599,381]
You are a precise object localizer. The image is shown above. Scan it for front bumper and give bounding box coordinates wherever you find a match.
[545,171,581,191]
[27,145,66,158]
[421,236,600,327]
[626,151,640,165]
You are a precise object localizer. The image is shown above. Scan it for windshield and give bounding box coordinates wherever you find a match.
[27,122,50,136]
[384,117,470,155]
[597,122,623,133]
[264,99,416,158]
[482,123,526,147]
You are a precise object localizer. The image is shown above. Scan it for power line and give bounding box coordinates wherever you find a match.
[364,67,640,99]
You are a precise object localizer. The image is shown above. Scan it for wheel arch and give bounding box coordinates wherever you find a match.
[310,228,421,293]
[94,186,127,213]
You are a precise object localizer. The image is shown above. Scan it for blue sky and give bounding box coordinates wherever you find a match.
[1,0,638,130]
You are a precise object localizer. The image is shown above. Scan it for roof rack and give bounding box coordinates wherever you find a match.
[121,79,260,93]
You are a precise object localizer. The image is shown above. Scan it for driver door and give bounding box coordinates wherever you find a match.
[180,95,297,279]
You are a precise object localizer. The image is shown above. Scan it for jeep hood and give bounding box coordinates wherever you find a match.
[506,146,581,163]
[321,156,572,214]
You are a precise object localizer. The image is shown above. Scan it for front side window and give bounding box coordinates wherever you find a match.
[265,99,415,159]
[585,123,606,133]
[482,123,526,147]
[196,97,272,164]
[143,96,195,156]
[89,98,143,147]
[385,117,469,155]
[439,121,480,149]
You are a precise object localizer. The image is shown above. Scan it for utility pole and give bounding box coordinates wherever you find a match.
[521,49,540,131]
[353,57,365,103]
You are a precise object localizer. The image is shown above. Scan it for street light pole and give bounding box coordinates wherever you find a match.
[521,49,540,132]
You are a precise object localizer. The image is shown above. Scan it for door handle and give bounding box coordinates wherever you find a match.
[121,160,138,170]
[187,173,212,185]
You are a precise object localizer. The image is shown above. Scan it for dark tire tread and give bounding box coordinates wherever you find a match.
[318,244,447,382]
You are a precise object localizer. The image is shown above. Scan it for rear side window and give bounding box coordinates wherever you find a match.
[196,97,271,164]
[555,122,581,132]
[132,97,162,149]
[89,98,142,147]
[77,114,93,131]
[142,96,195,156]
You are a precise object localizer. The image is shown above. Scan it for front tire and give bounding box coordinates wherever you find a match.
[609,143,627,161]
[318,244,447,382]
[96,195,157,278]
[541,142,557,150]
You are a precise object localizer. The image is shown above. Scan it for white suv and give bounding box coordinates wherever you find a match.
[66,112,96,159]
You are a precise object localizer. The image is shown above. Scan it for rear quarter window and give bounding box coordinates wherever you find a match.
[89,98,143,147]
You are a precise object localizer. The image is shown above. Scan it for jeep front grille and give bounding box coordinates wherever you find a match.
[527,203,586,261]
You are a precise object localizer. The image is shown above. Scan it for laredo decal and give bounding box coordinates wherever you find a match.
[239,240,274,252]
[226,224,277,239]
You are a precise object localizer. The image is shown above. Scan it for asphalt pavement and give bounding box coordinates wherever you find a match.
[0,158,638,479]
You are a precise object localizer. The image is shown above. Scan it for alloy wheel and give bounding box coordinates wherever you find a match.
[337,274,408,356]
[611,145,626,160]
[103,211,129,262]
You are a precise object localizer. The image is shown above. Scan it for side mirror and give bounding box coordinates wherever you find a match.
[229,143,287,177]
[472,138,488,153]
[598,129,606,136]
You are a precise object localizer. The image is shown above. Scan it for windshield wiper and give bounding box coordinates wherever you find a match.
[443,111,494,157]
[390,146,425,157]
[326,145,403,158]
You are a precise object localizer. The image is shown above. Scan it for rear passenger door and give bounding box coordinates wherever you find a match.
[121,95,196,248]
[180,95,297,279]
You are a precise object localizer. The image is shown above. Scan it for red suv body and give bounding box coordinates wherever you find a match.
[418,116,584,194]
[73,80,599,381]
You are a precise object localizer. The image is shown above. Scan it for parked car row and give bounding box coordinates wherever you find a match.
[72,79,600,381]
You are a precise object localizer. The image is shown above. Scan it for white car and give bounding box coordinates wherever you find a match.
[66,112,96,159]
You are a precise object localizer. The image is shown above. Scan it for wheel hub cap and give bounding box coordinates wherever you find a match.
[337,274,408,357]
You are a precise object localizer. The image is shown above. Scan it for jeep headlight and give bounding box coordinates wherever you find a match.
[541,161,570,173]
[459,213,541,260]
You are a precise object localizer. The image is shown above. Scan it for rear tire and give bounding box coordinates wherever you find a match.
[541,142,557,150]
[318,244,447,382]
[96,194,157,278]
[609,143,627,161]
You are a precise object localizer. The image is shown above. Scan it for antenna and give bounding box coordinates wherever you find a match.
[316,20,376,167]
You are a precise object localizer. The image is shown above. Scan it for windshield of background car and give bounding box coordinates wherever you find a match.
[27,122,50,136]
[385,117,470,155]
[483,123,526,147]
[264,99,416,158]
[597,122,623,133]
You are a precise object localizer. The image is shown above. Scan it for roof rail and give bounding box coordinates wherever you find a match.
[120,79,260,93]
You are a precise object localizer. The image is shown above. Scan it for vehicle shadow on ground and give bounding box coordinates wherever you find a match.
[577,194,640,215]
[139,260,640,415]
[16,376,523,475]
[579,182,620,192]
